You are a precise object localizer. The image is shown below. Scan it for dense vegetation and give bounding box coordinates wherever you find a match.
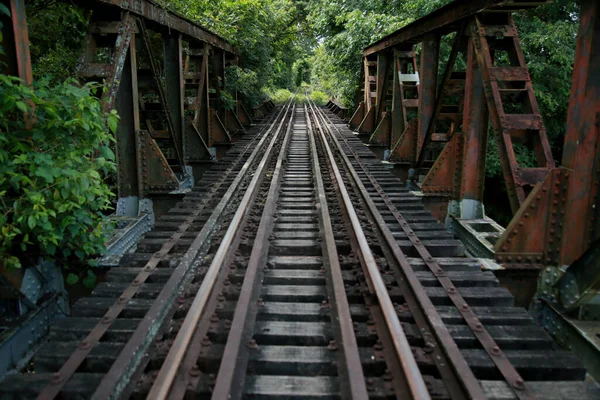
[0,76,117,272]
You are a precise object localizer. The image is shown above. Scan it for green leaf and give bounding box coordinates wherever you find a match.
[27,215,36,229]
[107,115,118,134]
[15,101,27,112]
[35,166,54,183]
[83,269,97,289]
[66,273,79,285]
[0,4,10,17]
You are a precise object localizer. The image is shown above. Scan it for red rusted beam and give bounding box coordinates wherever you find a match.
[417,34,440,158]
[363,0,550,56]
[460,36,489,209]
[559,0,600,266]
[375,53,388,123]
[416,26,464,168]
[73,0,235,53]
[0,0,32,84]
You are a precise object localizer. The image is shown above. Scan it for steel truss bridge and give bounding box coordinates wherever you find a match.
[0,0,599,399]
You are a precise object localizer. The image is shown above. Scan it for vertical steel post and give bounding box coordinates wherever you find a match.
[0,0,32,84]
[417,34,440,158]
[211,47,225,115]
[560,0,600,266]
[163,33,185,160]
[375,53,388,122]
[460,35,489,218]
[390,53,405,146]
[116,38,141,198]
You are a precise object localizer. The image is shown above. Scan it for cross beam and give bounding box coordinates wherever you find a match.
[73,0,235,54]
[364,0,550,56]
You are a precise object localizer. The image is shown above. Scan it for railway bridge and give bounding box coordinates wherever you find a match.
[1,0,599,398]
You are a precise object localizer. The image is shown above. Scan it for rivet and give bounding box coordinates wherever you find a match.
[189,365,200,377]
[514,377,525,390]
[51,372,62,384]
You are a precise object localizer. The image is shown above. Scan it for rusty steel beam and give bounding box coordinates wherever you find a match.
[416,27,464,168]
[494,1,599,267]
[163,33,185,160]
[417,34,440,158]
[363,0,550,56]
[460,35,489,208]
[73,0,234,53]
[0,0,32,84]
[559,0,600,266]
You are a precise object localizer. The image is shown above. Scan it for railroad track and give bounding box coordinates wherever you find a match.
[1,98,598,399]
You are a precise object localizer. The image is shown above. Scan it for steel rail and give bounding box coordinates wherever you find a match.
[308,101,431,400]
[160,104,296,399]
[36,103,287,400]
[304,104,370,399]
[89,104,290,400]
[315,102,536,399]
[209,103,296,399]
[146,100,295,399]
[310,99,475,399]
[310,99,486,399]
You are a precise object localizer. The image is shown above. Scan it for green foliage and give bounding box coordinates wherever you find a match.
[26,1,89,82]
[309,90,329,106]
[308,0,452,102]
[0,3,10,55]
[157,0,314,105]
[514,0,578,160]
[263,88,293,105]
[0,75,116,270]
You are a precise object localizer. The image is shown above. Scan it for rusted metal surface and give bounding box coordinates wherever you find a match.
[304,104,369,399]
[321,103,542,399]
[470,14,554,215]
[559,0,600,266]
[73,0,234,53]
[0,0,33,84]
[137,130,179,195]
[349,101,365,130]
[78,12,137,114]
[318,106,485,399]
[389,119,418,163]
[210,108,231,145]
[115,35,142,198]
[375,54,389,123]
[311,102,431,400]
[92,106,289,400]
[493,1,599,266]
[236,100,252,126]
[363,0,550,56]
[163,33,185,157]
[209,104,295,399]
[416,27,464,168]
[421,132,464,196]
[417,34,440,158]
[461,36,489,203]
[139,19,184,167]
[369,111,391,146]
[146,103,292,399]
